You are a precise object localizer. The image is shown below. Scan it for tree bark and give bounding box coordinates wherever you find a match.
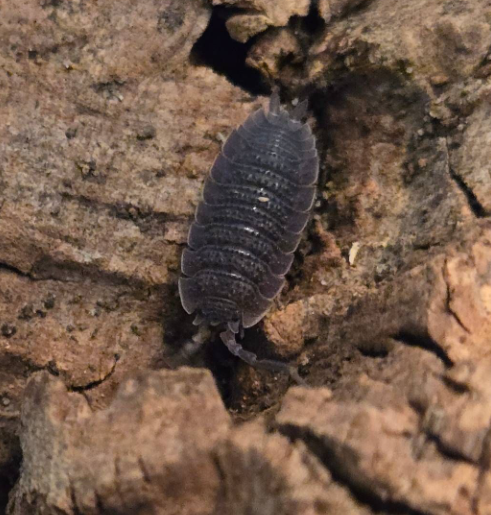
[2,0,491,513]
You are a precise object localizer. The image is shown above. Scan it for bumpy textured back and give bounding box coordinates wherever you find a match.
[179,93,318,330]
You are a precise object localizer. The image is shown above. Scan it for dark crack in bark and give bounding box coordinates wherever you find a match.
[443,258,472,334]
[68,477,84,515]
[445,137,487,218]
[278,425,432,515]
[472,422,491,514]
[393,332,453,368]
[68,355,119,393]
[138,456,152,484]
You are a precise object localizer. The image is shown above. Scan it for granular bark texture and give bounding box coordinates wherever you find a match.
[2,0,491,512]
[8,369,368,515]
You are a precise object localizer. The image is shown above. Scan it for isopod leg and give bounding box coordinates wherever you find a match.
[219,329,306,386]
[180,325,211,359]
[291,99,308,121]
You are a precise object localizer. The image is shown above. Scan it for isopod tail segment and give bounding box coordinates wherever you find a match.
[178,323,212,361]
[219,327,307,386]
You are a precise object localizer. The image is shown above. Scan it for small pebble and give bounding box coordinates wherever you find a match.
[65,126,78,139]
[44,295,56,310]
[1,324,16,338]
[136,125,156,140]
[349,242,361,266]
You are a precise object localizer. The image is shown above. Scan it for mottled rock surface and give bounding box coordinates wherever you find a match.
[212,0,310,42]
[0,0,253,487]
[9,368,230,515]
[8,369,368,515]
[2,0,491,512]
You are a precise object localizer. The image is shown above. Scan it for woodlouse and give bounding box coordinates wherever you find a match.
[179,89,318,382]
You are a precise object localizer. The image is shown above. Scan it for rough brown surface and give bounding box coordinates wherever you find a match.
[2,0,491,512]
[212,0,310,43]
[8,369,368,515]
[9,368,231,515]
[0,0,253,488]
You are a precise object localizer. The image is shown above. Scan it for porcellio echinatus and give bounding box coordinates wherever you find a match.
[179,90,318,382]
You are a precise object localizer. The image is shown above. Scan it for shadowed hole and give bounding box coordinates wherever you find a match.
[191,7,269,96]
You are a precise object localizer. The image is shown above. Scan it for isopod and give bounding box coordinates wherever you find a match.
[179,89,318,382]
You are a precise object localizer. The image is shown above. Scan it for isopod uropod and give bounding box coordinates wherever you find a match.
[179,89,319,383]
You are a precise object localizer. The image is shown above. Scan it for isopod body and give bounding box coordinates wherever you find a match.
[179,90,318,380]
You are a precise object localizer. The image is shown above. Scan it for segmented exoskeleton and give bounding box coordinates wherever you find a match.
[179,89,318,382]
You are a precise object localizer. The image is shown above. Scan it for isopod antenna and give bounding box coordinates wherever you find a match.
[220,328,307,386]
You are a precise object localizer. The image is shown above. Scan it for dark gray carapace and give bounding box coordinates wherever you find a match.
[179,90,318,383]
